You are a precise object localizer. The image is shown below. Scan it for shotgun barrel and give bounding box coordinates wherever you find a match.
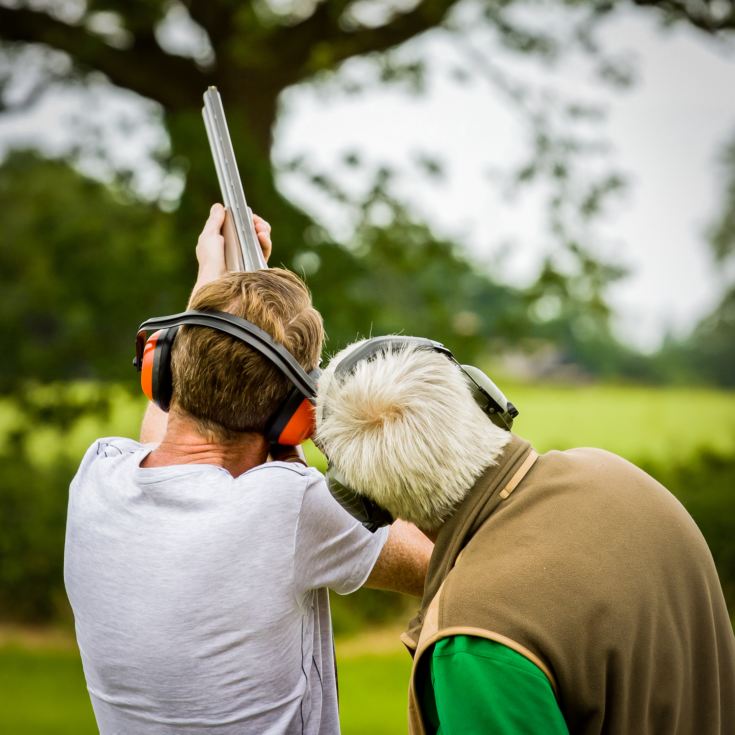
[202,86,267,272]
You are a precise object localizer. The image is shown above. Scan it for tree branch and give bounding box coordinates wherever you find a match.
[0,75,55,115]
[180,0,239,45]
[631,0,735,33]
[282,0,464,79]
[0,5,206,109]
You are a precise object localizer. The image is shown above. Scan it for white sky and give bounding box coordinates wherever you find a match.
[1,5,734,350]
[275,8,735,350]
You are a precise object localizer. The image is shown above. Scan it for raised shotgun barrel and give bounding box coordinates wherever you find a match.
[202,86,268,272]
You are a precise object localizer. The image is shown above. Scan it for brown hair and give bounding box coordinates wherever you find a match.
[170,269,323,441]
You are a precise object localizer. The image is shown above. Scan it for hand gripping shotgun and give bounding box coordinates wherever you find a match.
[202,86,268,272]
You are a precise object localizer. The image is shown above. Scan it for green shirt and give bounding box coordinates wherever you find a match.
[419,635,569,734]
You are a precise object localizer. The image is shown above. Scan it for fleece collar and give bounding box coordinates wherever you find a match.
[405,434,536,647]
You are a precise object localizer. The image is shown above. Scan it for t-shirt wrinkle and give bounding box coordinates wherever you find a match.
[292,478,311,609]
[65,437,387,735]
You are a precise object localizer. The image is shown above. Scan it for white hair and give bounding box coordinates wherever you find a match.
[316,339,510,531]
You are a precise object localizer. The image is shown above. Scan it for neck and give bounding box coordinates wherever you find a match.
[141,408,269,477]
[422,526,442,543]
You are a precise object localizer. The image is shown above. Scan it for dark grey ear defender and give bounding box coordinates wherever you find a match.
[327,464,395,533]
[323,336,519,532]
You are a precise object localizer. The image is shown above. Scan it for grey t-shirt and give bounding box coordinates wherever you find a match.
[64,438,388,734]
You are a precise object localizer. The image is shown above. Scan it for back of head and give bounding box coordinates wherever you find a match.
[171,269,323,441]
[316,339,510,531]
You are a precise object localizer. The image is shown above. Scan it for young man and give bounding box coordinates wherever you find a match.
[316,337,735,735]
[64,205,432,734]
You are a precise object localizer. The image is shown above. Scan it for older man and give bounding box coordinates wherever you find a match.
[316,336,735,735]
[64,207,432,734]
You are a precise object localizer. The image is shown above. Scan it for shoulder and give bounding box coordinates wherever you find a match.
[71,437,144,487]
[246,461,324,483]
[92,436,145,457]
[224,463,330,521]
[240,461,326,500]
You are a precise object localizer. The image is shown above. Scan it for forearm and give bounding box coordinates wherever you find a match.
[364,520,433,597]
[138,204,272,446]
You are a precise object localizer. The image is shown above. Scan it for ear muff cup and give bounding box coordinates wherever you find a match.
[325,463,394,533]
[266,389,316,446]
[140,327,178,412]
[136,310,319,441]
[460,363,518,430]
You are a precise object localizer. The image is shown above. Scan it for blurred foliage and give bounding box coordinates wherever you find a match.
[0,445,74,622]
[0,0,732,395]
[0,150,186,389]
[0,0,734,637]
[708,135,735,265]
[656,291,735,388]
[655,134,735,387]
[2,442,733,625]
[2,381,734,624]
[0,150,653,392]
[640,451,735,609]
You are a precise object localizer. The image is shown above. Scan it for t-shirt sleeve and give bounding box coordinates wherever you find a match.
[293,473,389,597]
[422,636,569,734]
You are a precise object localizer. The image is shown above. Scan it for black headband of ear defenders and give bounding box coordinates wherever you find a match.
[137,309,319,399]
[332,335,517,429]
[322,335,519,532]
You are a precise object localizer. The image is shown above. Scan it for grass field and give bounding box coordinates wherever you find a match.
[2,381,733,732]
[0,628,411,735]
[5,381,735,469]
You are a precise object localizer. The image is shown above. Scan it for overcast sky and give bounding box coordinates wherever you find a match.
[275,8,735,350]
[1,5,733,350]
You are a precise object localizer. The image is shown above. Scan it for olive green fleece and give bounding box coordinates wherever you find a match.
[404,435,735,734]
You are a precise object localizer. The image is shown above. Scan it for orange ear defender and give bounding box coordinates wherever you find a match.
[134,310,318,445]
[136,327,179,411]
[265,391,316,446]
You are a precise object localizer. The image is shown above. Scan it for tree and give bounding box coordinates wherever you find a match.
[0,150,182,389]
[1,0,733,369]
[3,0,735,624]
[661,135,735,387]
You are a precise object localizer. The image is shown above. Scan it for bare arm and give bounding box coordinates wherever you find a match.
[364,520,434,598]
[138,204,273,444]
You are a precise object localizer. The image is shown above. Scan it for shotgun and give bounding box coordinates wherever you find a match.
[202,86,268,272]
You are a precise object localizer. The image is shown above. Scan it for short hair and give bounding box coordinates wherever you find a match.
[171,269,323,442]
[316,340,511,531]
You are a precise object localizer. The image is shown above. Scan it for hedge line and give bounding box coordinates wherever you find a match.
[1,449,733,629]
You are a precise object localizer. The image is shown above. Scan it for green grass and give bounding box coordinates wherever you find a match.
[337,649,411,735]
[4,381,733,469]
[499,382,735,462]
[1,381,732,732]
[0,644,97,734]
[0,636,410,735]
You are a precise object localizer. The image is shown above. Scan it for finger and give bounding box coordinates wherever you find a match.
[256,230,272,249]
[256,229,273,262]
[253,213,272,232]
[200,203,225,237]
